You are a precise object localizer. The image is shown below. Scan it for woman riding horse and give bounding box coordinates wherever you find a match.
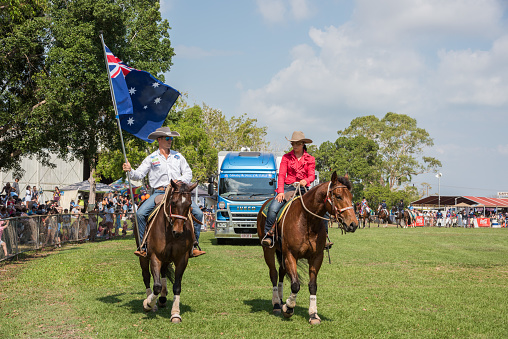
[261,131,316,247]
[257,171,358,324]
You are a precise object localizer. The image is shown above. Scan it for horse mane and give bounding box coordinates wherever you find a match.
[336,175,352,191]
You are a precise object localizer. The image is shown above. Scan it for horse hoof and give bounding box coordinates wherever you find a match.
[142,299,152,312]
[273,303,281,315]
[171,314,182,323]
[282,304,294,318]
[158,296,167,308]
[309,314,321,325]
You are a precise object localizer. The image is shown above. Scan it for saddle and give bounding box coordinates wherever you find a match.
[261,196,300,224]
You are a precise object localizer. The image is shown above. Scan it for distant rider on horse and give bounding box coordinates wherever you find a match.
[378,200,388,214]
[122,127,205,258]
[360,197,370,215]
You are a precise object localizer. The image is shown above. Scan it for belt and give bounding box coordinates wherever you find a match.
[155,186,167,191]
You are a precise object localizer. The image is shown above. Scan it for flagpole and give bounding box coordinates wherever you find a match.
[99,33,142,249]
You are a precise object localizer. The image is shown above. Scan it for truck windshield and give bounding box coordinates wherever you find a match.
[219,177,275,200]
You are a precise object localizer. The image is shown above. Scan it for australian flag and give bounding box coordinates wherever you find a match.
[105,45,180,142]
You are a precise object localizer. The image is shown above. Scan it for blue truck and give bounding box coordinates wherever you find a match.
[211,150,283,243]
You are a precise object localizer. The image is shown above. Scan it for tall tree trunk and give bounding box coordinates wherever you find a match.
[88,167,96,211]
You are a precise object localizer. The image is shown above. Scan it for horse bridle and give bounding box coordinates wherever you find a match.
[164,189,191,226]
[324,182,354,225]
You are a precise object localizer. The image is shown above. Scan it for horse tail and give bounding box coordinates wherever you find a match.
[275,249,283,267]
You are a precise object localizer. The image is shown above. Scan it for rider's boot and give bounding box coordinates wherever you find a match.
[190,223,206,258]
[134,245,147,257]
[261,226,275,247]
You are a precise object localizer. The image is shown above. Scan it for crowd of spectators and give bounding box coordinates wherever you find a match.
[0,180,216,259]
[388,208,507,227]
[0,182,138,259]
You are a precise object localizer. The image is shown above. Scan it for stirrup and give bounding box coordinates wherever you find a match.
[325,241,334,250]
[134,249,147,257]
[261,233,274,247]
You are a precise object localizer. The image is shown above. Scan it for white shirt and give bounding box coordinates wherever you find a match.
[128,149,192,188]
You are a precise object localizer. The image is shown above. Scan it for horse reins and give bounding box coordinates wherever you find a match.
[140,187,190,249]
[277,181,354,246]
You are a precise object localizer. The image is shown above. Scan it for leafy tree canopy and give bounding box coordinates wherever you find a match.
[0,0,174,178]
[340,112,441,190]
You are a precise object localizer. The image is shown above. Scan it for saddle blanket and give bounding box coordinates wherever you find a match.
[261,197,299,223]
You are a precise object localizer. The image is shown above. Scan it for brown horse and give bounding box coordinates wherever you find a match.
[136,180,197,323]
[358,208,372,228]
[256,172,358,325]
[376,207,390,227]
[395,210,413,228]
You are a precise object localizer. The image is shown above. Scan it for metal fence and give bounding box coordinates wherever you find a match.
[0,212,136,262]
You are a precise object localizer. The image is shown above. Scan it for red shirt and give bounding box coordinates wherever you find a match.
[276,150,316,194]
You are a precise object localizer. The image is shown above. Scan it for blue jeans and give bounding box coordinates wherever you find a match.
[264,185,307,235]
[137,189,203,246]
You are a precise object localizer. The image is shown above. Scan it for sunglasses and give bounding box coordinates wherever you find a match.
[163,136,173,141]
[291,141,303,146]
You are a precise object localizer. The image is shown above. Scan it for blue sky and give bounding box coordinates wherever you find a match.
[160,0,508,198]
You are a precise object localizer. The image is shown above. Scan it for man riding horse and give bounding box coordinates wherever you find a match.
[122,126,205,258]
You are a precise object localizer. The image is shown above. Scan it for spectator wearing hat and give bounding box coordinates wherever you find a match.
[261,131,319,247]
[123,126,205,258]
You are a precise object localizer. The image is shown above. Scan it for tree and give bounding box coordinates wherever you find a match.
[201,104,269,151]
[313,135,380,201]
[340,112,441,190]
[0,0,50,176]
[4,0,176,206]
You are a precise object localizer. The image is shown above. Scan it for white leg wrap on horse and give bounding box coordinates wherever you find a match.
[171,295,181,315]
[286,292,297,308]
[146,288,152,297]
[147,293,157,308]
[309,295,317,315]
[278,282,283,300]
[272,286,279,305]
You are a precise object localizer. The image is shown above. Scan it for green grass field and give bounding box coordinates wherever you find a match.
[0,226,507,338]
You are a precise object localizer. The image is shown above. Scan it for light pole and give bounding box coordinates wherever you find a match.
[435,173,442,209]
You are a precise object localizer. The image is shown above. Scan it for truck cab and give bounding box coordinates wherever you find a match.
[212,151,282,243]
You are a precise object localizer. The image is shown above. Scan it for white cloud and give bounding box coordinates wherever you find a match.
[256,0,313,23]
[434,35,508,106]
[256,0,286,23]
[241,1,508,145]
[354,0,505,44]
[498,144,508,155]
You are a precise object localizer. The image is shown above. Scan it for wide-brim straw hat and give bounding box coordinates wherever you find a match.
[147,126,181,140]
[285,131,312,144]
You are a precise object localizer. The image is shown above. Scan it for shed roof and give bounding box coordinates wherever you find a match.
[411,196,508,208]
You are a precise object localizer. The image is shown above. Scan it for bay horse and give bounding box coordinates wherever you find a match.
[256,172,358,325]
[358,208,371,228]
[376,207,390,227]
[135,180,197,323]
[395,210,413,228]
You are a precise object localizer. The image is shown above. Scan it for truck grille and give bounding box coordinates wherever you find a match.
[234,228,258,234]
